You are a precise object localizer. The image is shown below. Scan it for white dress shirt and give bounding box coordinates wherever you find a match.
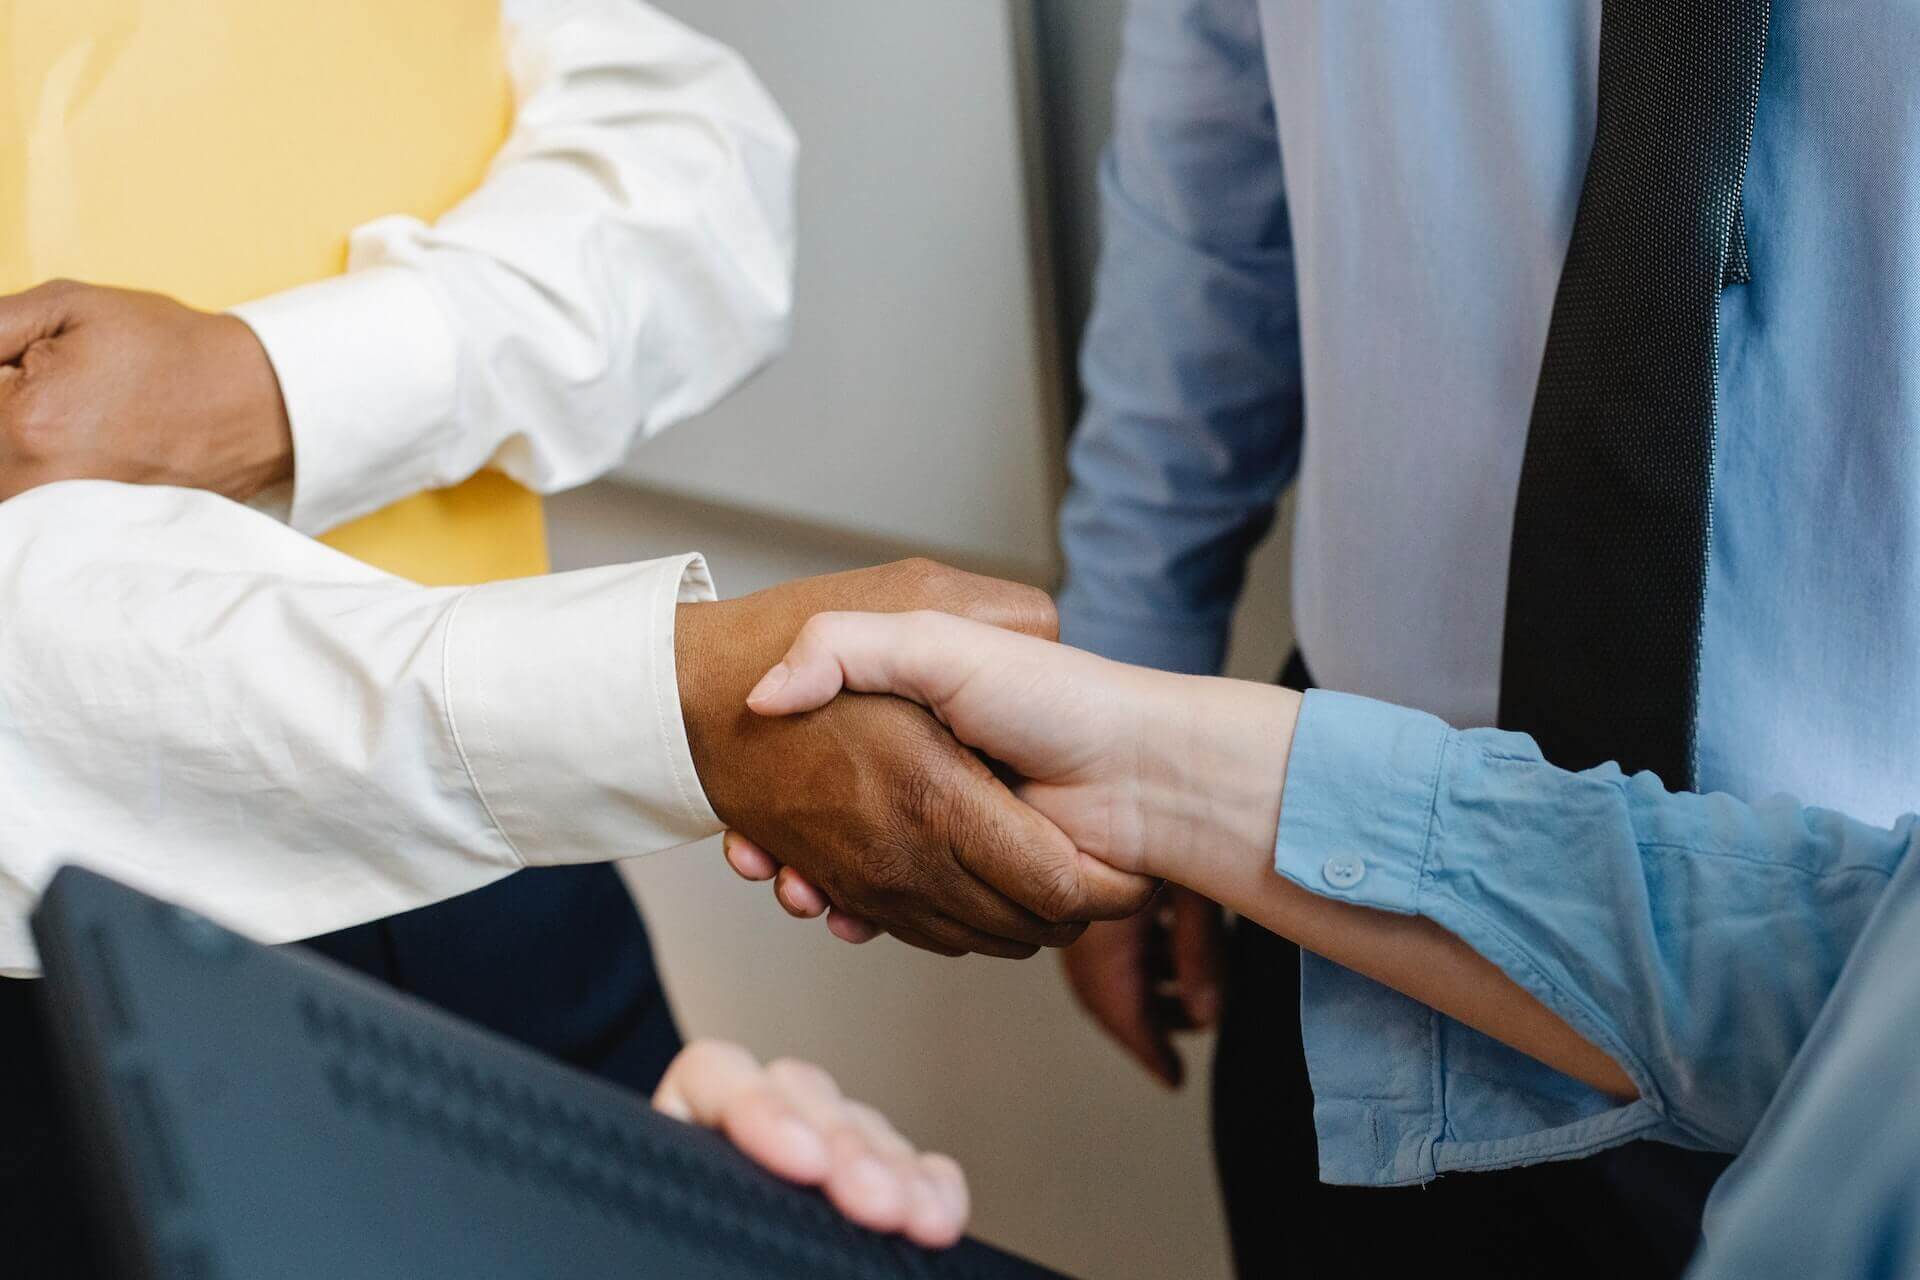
[236,0,797,535]
[0,0,793,973]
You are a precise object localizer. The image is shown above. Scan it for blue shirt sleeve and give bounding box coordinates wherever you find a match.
[1055,0,1303,676]
[1274,690,1912,1186]
[1685,848,1920,1280]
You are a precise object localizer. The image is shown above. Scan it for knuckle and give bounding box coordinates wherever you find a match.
[897,555,945,582]
[896,749,950,833]
[891,557,961,605]
[843,1101,890,1134]
[856,837,921,902]
[1004,583,1059,639]
[765,1057,838,1097]
[680,1038,756,1076]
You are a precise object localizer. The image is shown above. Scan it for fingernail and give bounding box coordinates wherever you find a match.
[746,662,791,708]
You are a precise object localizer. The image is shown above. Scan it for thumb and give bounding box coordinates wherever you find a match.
[745,609,1004,717]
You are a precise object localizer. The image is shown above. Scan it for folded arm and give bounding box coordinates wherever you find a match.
[237,0,798,533]
[0,1,796,527]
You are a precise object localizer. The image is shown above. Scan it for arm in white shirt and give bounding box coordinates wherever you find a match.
[0,480,722,976]
[233,0,798,535]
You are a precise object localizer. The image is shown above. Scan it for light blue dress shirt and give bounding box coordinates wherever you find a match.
[1057,0,1920,1269]
[1059,0,1920,821]
[1275,691,1920,1278]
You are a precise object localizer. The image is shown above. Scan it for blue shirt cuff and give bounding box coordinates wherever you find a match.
[1275,690,1672,1185]
[1272,690,1446,918]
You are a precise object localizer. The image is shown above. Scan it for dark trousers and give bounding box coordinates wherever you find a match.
[1210,651,1729,1277]
[3,864,677,1278]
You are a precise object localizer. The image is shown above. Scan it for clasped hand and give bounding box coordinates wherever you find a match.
[713,607,1286,950]
[675,564,1162,958]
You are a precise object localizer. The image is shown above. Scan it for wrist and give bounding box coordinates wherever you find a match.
[674,596,781,829]
[1135,675,1300,896]
[674,599,735,821]
[207,314,295,498]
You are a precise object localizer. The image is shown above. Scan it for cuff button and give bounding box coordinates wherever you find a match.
[1322,855,1367,889]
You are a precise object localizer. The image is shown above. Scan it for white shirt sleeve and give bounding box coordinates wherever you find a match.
[0,481,723,976]
[231,0,797,535]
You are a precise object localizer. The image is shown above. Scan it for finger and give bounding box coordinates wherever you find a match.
[723,831,780,881]
[841,1100,914,1159]
[954,769,1157,926]
[1062,922,1182,1087]
[748,610,1011,717]
[776,866,831,918]
[886,912,1039,961]
[880,921,969,959]
[838,1101,947,1246]
[655,1041,832,1186]
[823,1123,912,1234]
[653,1039,762,1122]
[717,1082,835,1184]
[764,1057,845,1131]
[1169,888,1227,1028]
[826,907,881,944]
[888,847,1084,952]
[914,1153,971,1247]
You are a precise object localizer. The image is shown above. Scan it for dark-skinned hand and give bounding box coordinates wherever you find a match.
[0,280,293,502]
[676,560,1157,957]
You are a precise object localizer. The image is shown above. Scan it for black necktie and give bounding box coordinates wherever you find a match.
[1499,0,1772,786]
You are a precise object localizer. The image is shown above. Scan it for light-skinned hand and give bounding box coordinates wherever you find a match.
[653,1039,970,1248]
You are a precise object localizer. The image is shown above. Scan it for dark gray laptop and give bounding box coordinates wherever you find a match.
[31,866,1070,1280]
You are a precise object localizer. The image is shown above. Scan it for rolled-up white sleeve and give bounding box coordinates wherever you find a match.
[0,481,721,976]
[232,0,797,536]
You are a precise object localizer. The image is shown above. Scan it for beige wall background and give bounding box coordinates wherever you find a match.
[550,4,1298,1276]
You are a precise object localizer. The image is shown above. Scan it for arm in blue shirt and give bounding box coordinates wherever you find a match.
[1056,0,1302,675]
[1276,691,1912,1188]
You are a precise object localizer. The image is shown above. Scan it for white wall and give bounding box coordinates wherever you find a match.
[625,0,1065,580]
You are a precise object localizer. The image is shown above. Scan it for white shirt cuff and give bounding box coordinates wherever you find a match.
[443,552,722,865]
[232,264,458,536]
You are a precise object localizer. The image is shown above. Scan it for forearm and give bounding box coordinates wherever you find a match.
[1142,675,1634,1097]
[0,481,718,974]
[1141,680,1912,1158]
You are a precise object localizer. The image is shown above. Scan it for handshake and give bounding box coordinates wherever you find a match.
[676,559,1227,958]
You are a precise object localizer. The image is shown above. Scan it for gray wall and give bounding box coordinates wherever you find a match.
[1033,0,1124,416]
